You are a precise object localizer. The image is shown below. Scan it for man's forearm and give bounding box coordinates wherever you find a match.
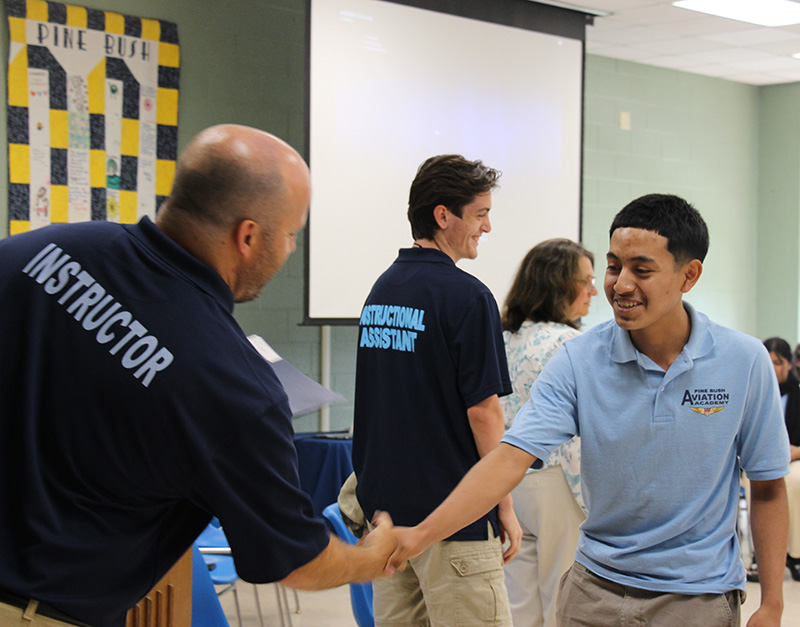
[280,537,372,589]
[281,512,397,589]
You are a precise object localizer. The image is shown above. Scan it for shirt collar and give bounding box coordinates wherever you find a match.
[396,247,455,266]
[609,301,714,365]
[125,216,235,312]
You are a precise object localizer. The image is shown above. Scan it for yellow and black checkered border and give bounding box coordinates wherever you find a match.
[6,0,179,233]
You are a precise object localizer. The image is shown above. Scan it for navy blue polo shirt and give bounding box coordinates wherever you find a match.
[353,248,511,540]
[0,218,329,626]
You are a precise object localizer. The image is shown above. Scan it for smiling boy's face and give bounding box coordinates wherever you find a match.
[437,192,492,263]
[604,227,697,336]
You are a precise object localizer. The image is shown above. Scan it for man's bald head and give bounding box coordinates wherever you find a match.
[163,124,308,229]
[156,125,311,302]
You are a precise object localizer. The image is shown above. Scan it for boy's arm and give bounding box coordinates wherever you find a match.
[388,443,533,570]
[746,478,788,627]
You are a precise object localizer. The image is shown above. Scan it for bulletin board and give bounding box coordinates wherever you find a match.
[5,0,179,235]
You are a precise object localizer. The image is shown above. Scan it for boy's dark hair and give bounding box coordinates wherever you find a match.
[407,155,500,241]
[609,194,709,265]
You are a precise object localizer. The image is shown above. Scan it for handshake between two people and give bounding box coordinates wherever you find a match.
[359,497,523,581]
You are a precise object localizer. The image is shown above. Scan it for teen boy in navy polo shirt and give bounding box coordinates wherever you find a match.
[386,194,790,627]
[350,155,521,626]
[0,125,398,627]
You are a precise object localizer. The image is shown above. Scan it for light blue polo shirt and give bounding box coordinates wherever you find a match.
[503,302,790,594]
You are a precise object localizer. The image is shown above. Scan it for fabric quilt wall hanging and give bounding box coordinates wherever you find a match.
[5,0,179,234]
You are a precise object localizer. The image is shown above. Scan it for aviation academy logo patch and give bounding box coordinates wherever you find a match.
[689,406,724,416]
[681,388,730,416]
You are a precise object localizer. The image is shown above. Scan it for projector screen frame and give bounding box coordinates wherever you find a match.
[303,0,592,325]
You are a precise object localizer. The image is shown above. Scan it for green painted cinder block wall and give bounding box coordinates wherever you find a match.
[581,55,761,337]
[757,82,800,345]
[1,1,798,431]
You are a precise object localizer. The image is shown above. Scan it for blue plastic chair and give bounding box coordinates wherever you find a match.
[321,503,374,627]
[191,543,230,627]
[195,523,264,627]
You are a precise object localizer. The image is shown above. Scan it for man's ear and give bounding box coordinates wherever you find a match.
[680,259,703,293]
[233,219,259,259]
[433,204,449,230]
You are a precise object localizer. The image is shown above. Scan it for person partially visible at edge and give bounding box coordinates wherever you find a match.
[762,337,800,582]
[500,238,598,627]
[0,125,398,627]
[386,193,790,627]
[345,154,521,626]
[791,342,800,380]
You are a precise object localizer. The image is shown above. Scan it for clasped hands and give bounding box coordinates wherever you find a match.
[362,501,522,579]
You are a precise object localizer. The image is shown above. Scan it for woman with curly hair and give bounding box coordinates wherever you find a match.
[500,238,598,627]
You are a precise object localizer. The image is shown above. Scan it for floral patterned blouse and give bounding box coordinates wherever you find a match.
[501,320,586,513]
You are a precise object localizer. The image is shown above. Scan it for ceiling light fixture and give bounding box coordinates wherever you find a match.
[673,0,800,27]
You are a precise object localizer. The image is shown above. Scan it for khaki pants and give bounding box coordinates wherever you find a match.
[373,523,512,627]
[0,600,83,627]
[556,562,743,627]
[339,474,511,626]
[504,465,585,627]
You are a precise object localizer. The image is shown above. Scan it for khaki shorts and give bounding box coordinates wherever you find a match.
[556,562,744,627]
[338,472,368,538]
[373,523,512,627]
[338,473,511,626]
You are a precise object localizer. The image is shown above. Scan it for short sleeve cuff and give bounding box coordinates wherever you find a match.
[464,382,513,409]
[742,464,790,482]
[502,433,551,466]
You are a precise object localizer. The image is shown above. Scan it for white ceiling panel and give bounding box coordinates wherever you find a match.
[701,28,800,46]
[576,0,660,10]
[642,55,710,69]
[571,0,800,83]
[685,63,742,77]
[726,72,788,84]
[682,47,774,64]
[734,56,800,72]
[586,43,659,60]
[603,4,702,24]
[634,36,726,55]
[752,39,800,55]
[588,24,680,44]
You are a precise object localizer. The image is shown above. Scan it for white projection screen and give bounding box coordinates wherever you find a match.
[307,0,586,322]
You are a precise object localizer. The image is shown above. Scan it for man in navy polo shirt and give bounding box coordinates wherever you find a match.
[350,154,521,626]
[0,125,398,627]
[386,194,791,627]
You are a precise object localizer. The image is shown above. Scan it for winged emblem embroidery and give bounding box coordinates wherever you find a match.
[690,406,724,416]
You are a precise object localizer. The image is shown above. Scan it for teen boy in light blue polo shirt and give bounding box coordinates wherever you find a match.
[387,194,791,627]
